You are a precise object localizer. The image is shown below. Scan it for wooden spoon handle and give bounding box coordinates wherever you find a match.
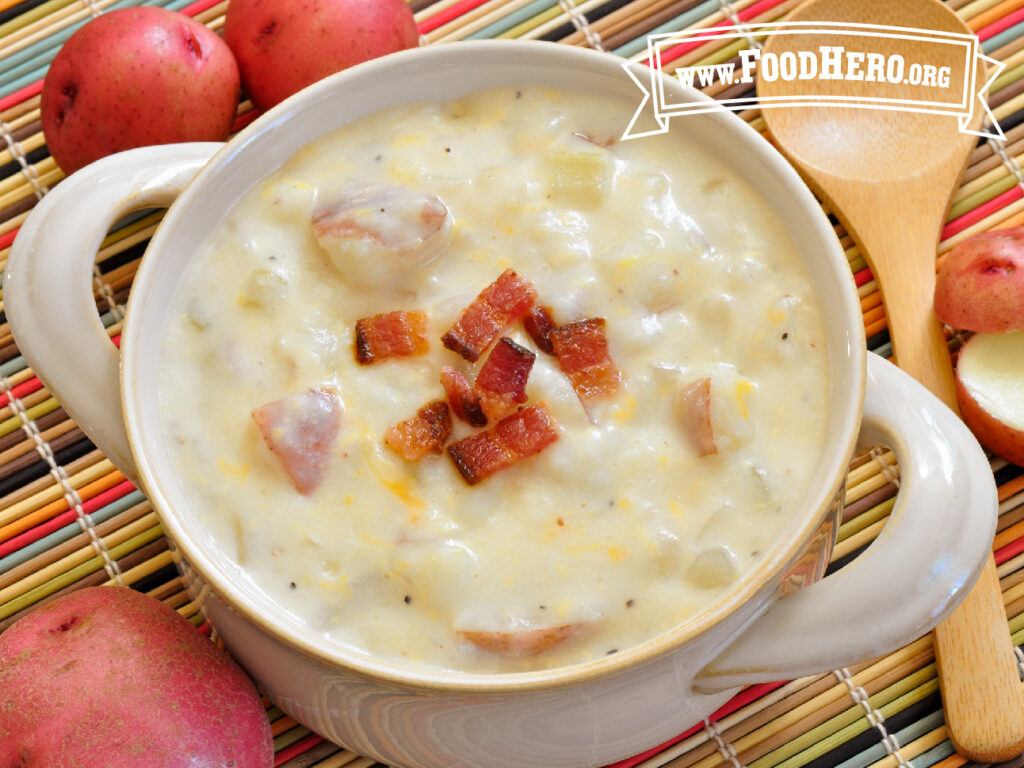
[935,558,1024,762]
[863,223,1024,762]
[878,274,957,405]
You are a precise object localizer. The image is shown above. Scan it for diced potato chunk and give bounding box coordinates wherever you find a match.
[686,546,738,589]
[240,269,289,309]
[546,134,609,207]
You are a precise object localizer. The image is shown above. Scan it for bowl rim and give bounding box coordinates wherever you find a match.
[122,39,864,693]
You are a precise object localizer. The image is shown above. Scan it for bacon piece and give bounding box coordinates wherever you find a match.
[385,400,453,460]
[442,269,537,362]
[474,337,536,421]
[458,622,590,656]
[251,389,342,495]
[448,404,559,485]
[355,310,429,364]
[677,377,717,457]
[522,305,557,355]
[440,366,487,427]
[549,318,622,402]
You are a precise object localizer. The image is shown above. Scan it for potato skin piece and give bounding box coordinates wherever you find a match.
[458,623,590,656]
[251,388,342,495]
[0,586,273,768]
[677,377,717,457]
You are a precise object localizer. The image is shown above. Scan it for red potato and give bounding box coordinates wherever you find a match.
[0,586,273,768]
[223,0,419,112]
[934,227,1024,333]
[954,331,1024,466]
[41,8,240,174]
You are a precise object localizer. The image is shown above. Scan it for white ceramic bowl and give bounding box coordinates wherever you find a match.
[5,41,998,768]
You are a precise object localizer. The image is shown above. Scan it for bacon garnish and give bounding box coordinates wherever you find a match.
[440,366,487,427]
[549,318,622,402]
[448,403,559,485]
[458,622,590,656]
[441,269,537,362]
[251,389,342,495]
[355,310,429,365]
[522,305,557,355]
[677,377,717,457]
[385,400,453,460]
[474,337,536,421]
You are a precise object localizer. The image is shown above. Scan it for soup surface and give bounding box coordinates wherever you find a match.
[158,87,830,673]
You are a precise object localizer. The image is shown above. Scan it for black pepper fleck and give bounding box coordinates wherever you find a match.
[626,599,634,608]
[404,595,412,604]
[607,649,618,655]
[289,582,296,589]
[782,332,789,340]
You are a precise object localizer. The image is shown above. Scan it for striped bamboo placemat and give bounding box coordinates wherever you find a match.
[2,1,1024,766]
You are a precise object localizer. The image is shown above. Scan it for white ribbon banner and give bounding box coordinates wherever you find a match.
[622,21,1005,141]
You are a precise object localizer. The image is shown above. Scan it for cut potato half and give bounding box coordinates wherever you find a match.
[955,331,1024,466]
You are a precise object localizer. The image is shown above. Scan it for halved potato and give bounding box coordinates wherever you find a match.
[955,331,1024,466]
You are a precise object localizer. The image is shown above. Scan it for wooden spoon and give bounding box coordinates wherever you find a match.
[757,0,1024,761]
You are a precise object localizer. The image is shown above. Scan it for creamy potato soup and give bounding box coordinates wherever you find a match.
[158,87,829,673]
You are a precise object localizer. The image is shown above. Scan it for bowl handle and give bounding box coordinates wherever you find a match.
[3,143,222,486]
[695,351,998,691]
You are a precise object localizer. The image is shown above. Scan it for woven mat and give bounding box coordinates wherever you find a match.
[2,0,1024,766]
